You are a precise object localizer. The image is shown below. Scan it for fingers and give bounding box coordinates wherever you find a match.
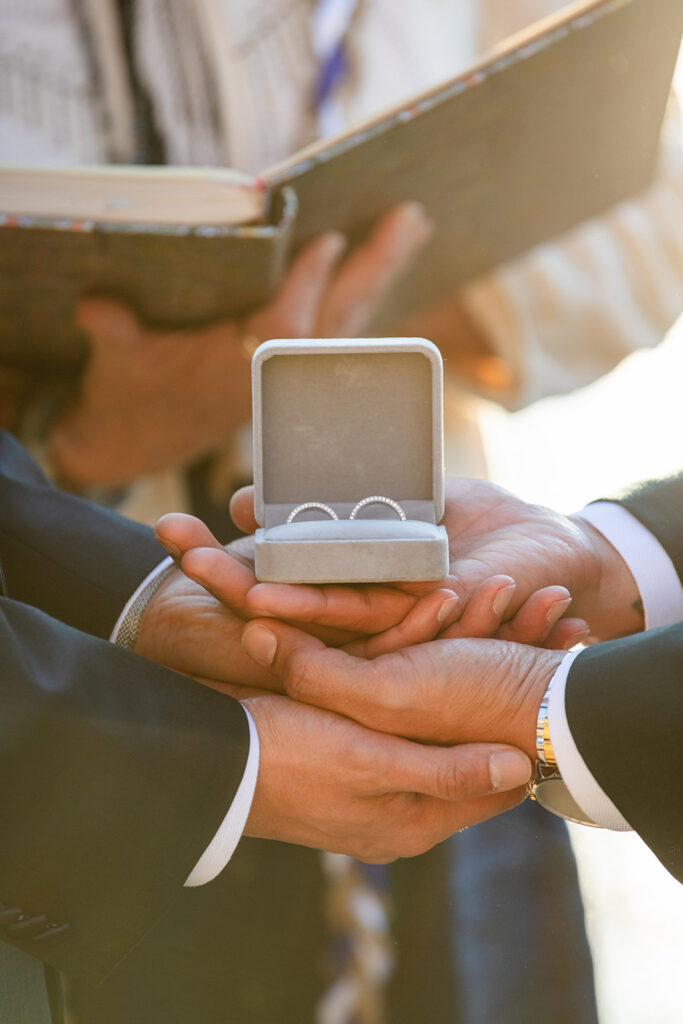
[543,617,591,651]
[155,514,258,613]
[315,203,433,337]
[241,617,443,740]
[499,586,571,641]
[242,619,374,718]
[155,512,224,559]
[258,232,346,336]
[343,588,460,657]
[74,296,142,350]
[439,575,516,641]
[229,486,258,534]
[245,580,418,634]
[179,546,257,612]
[494,586,588,648]
[385,738,532,803]
[243,692,528,860]
[437,578,587,649]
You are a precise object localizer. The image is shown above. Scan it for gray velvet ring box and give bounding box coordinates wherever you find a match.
[252,338,449,583]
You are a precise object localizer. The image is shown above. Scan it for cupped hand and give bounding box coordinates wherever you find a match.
[242,692,532,861]
[156,510,582,662]
[155,511,464,652]
[49,203,432,488]
[134,560,281,690]
[438,478,642,642]
[229,485,589,652]
[240,619,563,762]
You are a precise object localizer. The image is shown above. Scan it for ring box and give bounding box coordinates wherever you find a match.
[252,338,449,583]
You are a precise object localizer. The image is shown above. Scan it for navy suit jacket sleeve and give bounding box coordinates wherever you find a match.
[0,432,251,980]
[566,473,683,882]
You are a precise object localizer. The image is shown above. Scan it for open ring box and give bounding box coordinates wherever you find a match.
[252,338,449,583]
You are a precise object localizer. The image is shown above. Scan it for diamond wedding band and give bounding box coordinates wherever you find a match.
[286,502,339,524]
[349,495,407,521]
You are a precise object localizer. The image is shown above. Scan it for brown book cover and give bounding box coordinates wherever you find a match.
[1,0,681,368]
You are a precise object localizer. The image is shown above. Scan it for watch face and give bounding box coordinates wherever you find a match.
[532,778,600,827]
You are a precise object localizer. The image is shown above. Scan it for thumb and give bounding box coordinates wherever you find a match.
[230,485,258,534]
[389,738,533,803]
[241,618,380,720]
[155,512,224,560]
[74,296,142,351]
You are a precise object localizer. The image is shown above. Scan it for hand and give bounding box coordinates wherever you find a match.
[133,543,533,861]
[242,693,533,861]
[239,618,563,762]
[134,555,278,694]
[154,511,464,653]
[155,512,578,660]
[437,478,643,642]
[229,480,638,646]
[49,204,432,488]
[398,294,515,395]
[226,485,590,652]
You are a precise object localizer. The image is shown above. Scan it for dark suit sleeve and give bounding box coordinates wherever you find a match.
[566,473,683,882]
[615,472,683,583]
[0,433,251,980]
[565,626,683,882]
[0,430,164,639]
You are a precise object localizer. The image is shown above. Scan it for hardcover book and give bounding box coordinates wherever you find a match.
[1,0,681,368]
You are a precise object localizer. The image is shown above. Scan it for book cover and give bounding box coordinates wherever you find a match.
[0,0,680,367]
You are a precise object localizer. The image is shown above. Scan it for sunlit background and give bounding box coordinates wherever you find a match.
[464,46,683,1021]
[480,302,683,1024]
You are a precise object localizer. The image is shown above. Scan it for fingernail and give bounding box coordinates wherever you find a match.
[401,200,429,223]
[564,628,591,650]
[489,751,532,790]
[399,202,434,241]
[242,624,277,667]
[437,594,460,625]
[156,535,181,561]
[492,583,516,618]
[546,597,572,626]
[324,231,346,257]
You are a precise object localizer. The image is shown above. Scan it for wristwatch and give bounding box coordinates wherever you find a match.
[529,681,599,827]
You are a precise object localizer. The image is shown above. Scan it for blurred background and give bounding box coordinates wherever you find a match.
[480,299,683,1024]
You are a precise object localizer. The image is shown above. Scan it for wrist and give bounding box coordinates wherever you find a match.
[505,645,564,764]
[119,560,178,653]
[568,514,643,640]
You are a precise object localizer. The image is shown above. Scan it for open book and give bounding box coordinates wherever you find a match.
[1,0,681,368]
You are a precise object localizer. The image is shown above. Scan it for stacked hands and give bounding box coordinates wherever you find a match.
[140,479,641,863]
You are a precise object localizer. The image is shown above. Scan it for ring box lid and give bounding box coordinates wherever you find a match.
[252,338,444,528]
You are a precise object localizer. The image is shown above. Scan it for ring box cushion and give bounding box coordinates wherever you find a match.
[251,339,449,582]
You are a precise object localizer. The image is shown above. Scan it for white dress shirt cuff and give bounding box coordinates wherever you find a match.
[577,502,683,629]
[110,560,260,887]
[547,652,632,831]
[185,708,260,886]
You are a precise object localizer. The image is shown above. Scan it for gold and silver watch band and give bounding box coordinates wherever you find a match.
[529,678,599,827]
[536,685,558,771]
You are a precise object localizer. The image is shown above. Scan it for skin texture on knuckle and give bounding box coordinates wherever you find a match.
[280,647,317,702]
[432,755,483,803]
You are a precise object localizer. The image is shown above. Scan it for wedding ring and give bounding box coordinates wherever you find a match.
[349,496,407,521]
[286,502,339,524]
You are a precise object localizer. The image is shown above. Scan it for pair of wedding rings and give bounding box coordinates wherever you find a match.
[286,495,407,524]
